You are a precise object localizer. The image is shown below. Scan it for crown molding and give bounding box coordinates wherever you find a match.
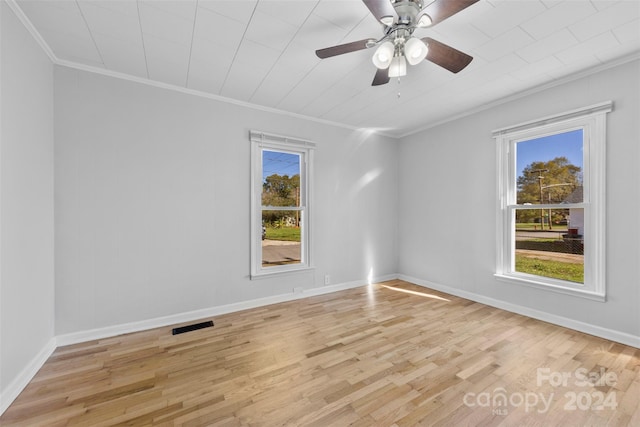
[8,0,637,141]
[6,0,387,138]
[55,59,372,136]
[399,52,640,139]
[5,0,57,62]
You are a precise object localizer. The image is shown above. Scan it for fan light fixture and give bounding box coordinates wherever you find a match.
[380,16,394,26]
[404,38,428,65]
[314,0,478,86]
[372,37,428,77]
[388,55,407,78]
[417,13,432,27]
[372,41,394,69]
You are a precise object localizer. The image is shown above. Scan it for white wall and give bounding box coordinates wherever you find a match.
[398,59,640,340]
[0,0,55,401]
[53,67,398,335]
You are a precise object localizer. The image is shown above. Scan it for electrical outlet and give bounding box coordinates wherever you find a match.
[324,275,330,285]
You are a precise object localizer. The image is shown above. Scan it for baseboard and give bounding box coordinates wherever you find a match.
[56,274,398,347]
[2,271,637,419]
[1,276,390,417]
[399,274,640,349]
[0,337,57,415]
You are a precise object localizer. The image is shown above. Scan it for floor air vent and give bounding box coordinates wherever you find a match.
[172,320,214,335]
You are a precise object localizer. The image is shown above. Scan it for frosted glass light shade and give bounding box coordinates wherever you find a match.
[404,38,428,66]
[372,42,394,69]
[388,55,407,77]
[380,16,394,26]
[417,13,432,27]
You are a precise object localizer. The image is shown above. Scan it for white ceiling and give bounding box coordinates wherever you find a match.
[11,0,640,137]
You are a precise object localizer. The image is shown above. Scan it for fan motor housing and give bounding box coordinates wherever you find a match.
[393,0,424,25]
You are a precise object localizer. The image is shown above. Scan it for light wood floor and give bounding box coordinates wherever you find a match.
[1,280,638,426]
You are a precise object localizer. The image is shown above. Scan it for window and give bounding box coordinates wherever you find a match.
[250,131,314,278]
[494,102,611,300]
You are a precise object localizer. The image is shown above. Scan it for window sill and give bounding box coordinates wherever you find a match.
[251,266,315,280]
[494,273,605,302]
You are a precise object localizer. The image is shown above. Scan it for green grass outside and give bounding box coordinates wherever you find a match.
[516,222,568,231]
[265,227,300,242]
[515,254,583,283]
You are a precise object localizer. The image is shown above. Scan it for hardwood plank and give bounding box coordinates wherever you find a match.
[1,280,638,426]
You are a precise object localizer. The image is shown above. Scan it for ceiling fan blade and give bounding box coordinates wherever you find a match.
[372,68,390,86]
[422,0,479,26]
[316,39,372,59]
[362,0,397,25]
[422,37,473,73]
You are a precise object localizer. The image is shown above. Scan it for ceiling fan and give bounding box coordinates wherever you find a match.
[316,0,479,86]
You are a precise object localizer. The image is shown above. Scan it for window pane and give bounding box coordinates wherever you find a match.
[515,208,584,283]
[516,130,583,205]
[262,150,301,207]
[262,210,301,267]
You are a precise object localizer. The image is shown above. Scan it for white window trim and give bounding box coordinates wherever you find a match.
[250,131,315,279]
[494,101,612,301]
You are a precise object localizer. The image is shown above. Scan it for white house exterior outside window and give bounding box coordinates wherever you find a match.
[250,131,314,278]
[494,102,611,301]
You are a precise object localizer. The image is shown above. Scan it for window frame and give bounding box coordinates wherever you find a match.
[250,131,315,279]
[494,102,611,301]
